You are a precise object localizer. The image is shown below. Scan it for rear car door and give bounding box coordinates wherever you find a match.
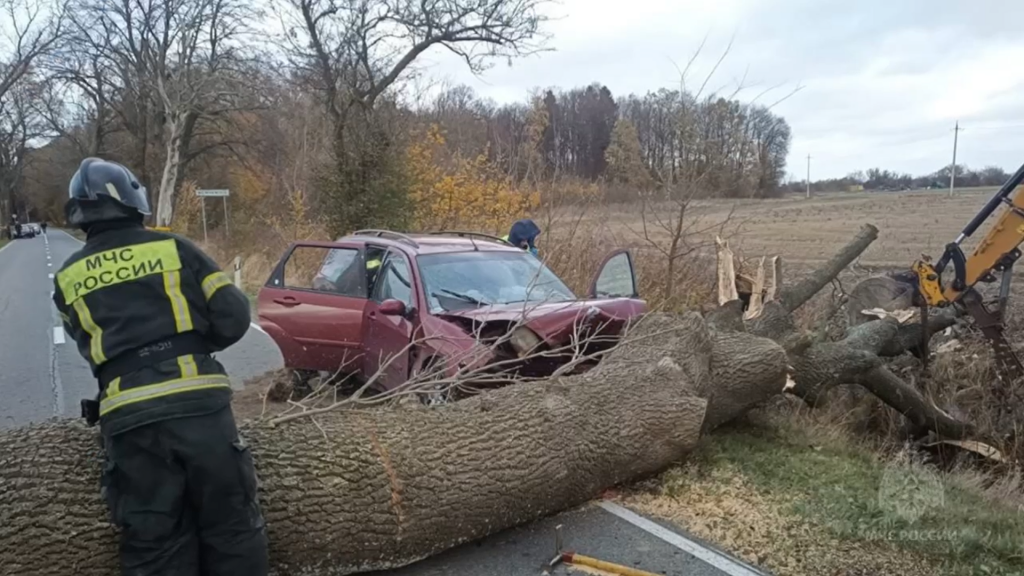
[258,241,369,373]
[362,250,417,390]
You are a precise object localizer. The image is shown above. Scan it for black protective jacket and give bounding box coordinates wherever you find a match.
[53,222,251,435]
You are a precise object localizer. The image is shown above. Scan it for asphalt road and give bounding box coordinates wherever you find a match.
[0,230,766,576]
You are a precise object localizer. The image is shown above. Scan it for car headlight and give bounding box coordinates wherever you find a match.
[509,326,543,357]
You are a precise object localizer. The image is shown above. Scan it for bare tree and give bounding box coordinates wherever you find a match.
[280,0,550,231]
[0,79,47,222]
[70,0,261,226]
[0,0,66,102]
[0,0,65,225]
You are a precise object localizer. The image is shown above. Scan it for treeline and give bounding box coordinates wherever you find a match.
[787,164,1013,194]
[425,84,793,202]
[1,0,791,240]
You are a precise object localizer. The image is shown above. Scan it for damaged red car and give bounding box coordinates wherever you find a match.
[257,230,647,401]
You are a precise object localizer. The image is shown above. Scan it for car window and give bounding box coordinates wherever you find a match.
[593,252,636,298]
[365,245,387,297]
[283,246,364,297]
[417,251,576,313]
[373,254,413,306]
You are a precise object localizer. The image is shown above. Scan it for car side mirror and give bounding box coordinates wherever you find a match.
[379,299,408,317]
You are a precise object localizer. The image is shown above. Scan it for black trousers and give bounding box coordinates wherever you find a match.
[101,408,269,576]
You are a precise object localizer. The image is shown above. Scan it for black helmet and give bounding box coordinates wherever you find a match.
[65,157,150,228]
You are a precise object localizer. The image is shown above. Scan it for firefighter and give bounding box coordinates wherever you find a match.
[52,157,268,576]
[40,220,47,234]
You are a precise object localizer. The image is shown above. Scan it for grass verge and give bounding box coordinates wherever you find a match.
[59,228,86,241]
[623,417,1024,576]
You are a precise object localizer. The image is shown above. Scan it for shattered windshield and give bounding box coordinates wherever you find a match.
[417,251,576,313]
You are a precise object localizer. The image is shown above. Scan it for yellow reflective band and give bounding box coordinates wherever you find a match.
[177,354,199,378]
[72,298,105,364]
[58,311,70,323]
[57,239,182,304]
[367,259,381,269]
[99,374,231,416]
[201,271,232,300]
[108,377,122,396]
[163,270,193,332]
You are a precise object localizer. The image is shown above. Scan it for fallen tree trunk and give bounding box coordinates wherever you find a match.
[0,314,789,576]
[717,224,973,439]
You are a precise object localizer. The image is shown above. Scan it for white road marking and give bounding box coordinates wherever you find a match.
[47,262,51,267]
[597,501,765,576]
[250,322,266,334]
[53,327,65,345]
[59,229,83,244]
[47,273,54,279]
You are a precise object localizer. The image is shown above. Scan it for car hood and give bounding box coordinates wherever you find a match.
[435,298,646,341]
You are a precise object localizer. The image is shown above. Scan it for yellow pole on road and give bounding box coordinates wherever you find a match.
[560,552,664,576]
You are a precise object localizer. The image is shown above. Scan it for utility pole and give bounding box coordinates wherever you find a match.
[806,154,811,199]
[949,120,963,197]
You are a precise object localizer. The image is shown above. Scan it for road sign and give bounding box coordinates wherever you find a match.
[197,189,230,197]
[196,189,230,242]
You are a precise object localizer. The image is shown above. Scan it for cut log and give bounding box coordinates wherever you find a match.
[0,313,789,576]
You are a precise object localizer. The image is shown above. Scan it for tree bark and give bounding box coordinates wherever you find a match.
[715,223,972,440]
[154,111,185,227]
[0,314,790,576]
[779,223,878,312]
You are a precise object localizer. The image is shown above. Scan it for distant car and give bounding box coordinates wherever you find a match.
[9,223,35,239]
[258,230,647,402]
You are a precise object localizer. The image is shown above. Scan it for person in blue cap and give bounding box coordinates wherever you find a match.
[502,219,541,256]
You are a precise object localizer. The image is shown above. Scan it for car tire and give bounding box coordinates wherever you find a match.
[412,357,454,406]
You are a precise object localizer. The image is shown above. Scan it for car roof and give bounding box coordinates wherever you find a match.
[336,232,525,255]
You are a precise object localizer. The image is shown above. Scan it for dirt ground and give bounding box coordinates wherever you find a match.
[585,187,998,268]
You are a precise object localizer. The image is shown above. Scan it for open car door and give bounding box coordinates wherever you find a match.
[258,241,370,373]
[587,248,639,299]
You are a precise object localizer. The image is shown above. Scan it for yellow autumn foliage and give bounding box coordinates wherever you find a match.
[407,124,539,233]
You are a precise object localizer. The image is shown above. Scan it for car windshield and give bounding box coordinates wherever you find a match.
[417,251,576,312]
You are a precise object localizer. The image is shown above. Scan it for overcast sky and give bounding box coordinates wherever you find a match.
[422,0,1024,181]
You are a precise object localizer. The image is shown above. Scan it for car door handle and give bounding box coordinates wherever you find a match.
[273,297,300,306]
[367,311,377,319]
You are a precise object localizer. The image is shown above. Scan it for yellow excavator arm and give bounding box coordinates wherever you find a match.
[911,161,1024,380]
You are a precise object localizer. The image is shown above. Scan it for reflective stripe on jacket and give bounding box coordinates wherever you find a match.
[53,222,250,433]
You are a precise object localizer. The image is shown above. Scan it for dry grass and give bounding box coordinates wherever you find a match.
[621,411,1024,576]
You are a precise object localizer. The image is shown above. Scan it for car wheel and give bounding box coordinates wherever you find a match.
[411,357,454,406]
